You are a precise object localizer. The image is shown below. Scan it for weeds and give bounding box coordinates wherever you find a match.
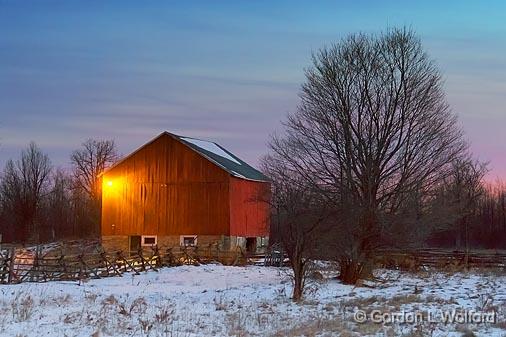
[11,294,34,322]
[1,266,506,336]
[213,294,228,311]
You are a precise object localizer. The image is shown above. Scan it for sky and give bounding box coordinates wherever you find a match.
[1,0,505,179]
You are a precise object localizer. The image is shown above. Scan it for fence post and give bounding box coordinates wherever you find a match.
[138,247,146,271]
[32,245,40,282]
[7,248,15,284]
[153,245,161,268]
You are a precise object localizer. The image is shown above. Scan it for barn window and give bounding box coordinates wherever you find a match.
[141,235,157,246]
[180,235,197,246]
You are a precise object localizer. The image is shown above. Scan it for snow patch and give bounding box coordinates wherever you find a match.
[1,265,505,336]
[230,170,247,179]
[181,137,241,165]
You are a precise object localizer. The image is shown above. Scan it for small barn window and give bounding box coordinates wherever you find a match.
[141,235,157,246]
[180,235,197,247]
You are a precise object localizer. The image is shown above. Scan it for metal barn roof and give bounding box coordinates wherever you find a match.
[103,132,269,182]
[172,133,269,182]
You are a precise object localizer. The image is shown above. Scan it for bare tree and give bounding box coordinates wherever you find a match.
[441,159,488,251]
[71,139,118,202]
[476,181,506,248]
[268,28,468,284]
[43,169,74,241]
[262,155,332,301]
[0,160,23,241]
[70,139,118,235]
[0,142,52,242]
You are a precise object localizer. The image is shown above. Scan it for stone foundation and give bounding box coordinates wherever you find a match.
[101,235,129,252]
[101,235,269,254]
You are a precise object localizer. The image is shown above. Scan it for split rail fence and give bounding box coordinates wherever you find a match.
[376,249,506,270]
[4,243,502,285]
[0,244,250,285]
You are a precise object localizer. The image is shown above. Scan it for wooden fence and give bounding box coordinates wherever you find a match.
[6,244,502,285]
[375,248,506,271]
[261,243,287,267]
[0,244,249,285]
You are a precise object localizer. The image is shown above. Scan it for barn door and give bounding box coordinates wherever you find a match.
[246,237,257,253]
[129,235,141,254]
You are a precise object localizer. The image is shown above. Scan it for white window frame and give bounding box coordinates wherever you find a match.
[259,237,268,247]
[180,235,198,247]
[141,235,157,247]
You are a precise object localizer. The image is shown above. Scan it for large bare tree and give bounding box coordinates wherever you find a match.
[268,28,468,283]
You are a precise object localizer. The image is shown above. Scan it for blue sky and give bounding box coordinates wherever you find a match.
[1,1,506,178]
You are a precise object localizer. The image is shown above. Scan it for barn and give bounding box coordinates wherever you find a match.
[101,132,270,254]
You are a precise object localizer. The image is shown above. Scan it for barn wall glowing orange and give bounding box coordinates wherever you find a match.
[101,133,270,242]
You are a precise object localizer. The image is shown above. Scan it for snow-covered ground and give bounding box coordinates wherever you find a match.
[0,265,505,337]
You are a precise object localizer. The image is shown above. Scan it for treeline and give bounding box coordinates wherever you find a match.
[431,181,506,249]
[0,140,117,243]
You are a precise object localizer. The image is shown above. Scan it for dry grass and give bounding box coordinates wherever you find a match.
[269,315,351,337]
[1,266,505,337]
[11,294,34,322]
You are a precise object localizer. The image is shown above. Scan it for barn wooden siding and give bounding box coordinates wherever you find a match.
[101,134,231,236]
[229,177,270,237]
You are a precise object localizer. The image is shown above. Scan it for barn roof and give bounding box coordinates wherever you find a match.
[172,134,269,182]
[104,132,269,182]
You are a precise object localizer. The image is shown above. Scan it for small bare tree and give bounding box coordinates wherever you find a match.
[268,28,468,284]
[262,155,331,301]
[71,139,118,202]
[70,139,118,235]
[43,169,74,241]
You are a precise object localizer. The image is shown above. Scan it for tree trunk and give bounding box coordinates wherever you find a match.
[291,251,304,301]
[339,258,364,285]
[292,273,303,301]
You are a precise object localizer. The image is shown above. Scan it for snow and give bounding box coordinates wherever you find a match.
[230,170,247,179]
[0,265,505,336]
[181,137,241,165]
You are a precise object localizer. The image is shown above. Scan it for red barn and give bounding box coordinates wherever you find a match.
[101,132,270,253]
